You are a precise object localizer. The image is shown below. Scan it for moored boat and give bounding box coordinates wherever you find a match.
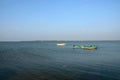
[72,45,80,49]
[81,45,97,50]
[56,43,66,46]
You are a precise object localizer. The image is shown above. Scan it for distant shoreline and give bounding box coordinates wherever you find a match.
[0,40,120,42]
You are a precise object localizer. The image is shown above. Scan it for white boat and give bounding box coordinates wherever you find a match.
[56,43,66,46]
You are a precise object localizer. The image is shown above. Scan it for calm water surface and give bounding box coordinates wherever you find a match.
[0,41,120,80]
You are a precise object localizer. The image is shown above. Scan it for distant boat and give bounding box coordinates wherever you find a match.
[72,45,80,49]
[56,43,66,46]
[81,45,97,50]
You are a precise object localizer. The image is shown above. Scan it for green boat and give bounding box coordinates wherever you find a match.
[72,45,80,49]
[80,45,97,50]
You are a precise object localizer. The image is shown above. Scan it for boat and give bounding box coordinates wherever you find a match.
[72,45,80,49]
[56,43,66,46]
[80,45,97,50]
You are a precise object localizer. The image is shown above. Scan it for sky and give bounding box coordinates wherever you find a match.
[0,0,120,41]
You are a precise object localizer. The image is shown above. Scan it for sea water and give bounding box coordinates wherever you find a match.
[0,41,120,80]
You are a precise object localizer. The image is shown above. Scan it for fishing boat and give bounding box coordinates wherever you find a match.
[56,43,66,46]
[81,45,97,50]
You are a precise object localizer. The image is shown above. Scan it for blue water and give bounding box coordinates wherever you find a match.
[0,41,120,80]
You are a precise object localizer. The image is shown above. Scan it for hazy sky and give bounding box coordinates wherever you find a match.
[0,0,120,41]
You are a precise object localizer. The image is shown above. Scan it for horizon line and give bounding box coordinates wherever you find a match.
[0,40,120,42]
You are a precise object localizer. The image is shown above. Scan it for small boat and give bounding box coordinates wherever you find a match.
[72,45,80,49]
[56,43,66,46]
[81,45,97,50]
